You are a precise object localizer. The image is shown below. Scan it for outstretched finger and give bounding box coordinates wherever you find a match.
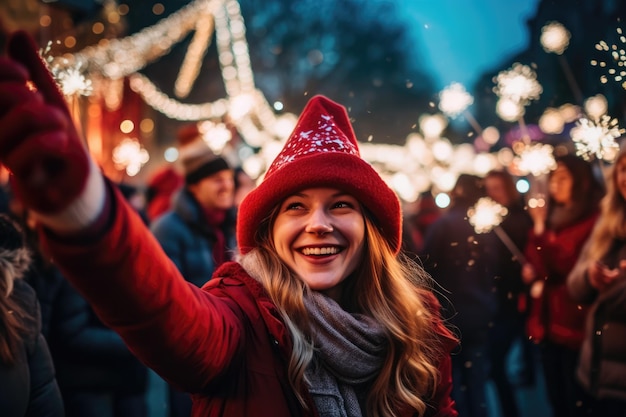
[7,30,70,116]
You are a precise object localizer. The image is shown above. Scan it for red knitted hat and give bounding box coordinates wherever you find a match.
[237,95,402,254]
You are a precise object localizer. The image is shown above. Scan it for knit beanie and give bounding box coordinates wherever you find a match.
[177,123,230,184]
[237,95,402,254]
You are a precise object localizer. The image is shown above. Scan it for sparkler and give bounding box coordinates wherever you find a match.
[40,43,93,146]
[468,197,527,264]
[494,63,543,145]
[438,82,483,136]
[591,27,626,90]
[540,21,582,103]
[513,143,557,177]
[570,115,623,163]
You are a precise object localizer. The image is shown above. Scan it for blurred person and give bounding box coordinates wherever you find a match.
[150,124,237,417]
[484,169,534,417]
[522,153,604,417]
[0,36,459,417]
[567,147,626,417]
[419,174,499,417]
[0,213,64,417]
[402,190,441,255]
[15,199,150,417]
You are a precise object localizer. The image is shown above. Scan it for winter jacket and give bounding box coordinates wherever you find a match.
[524,211,599,350]
[40,181,458,417]
[0,279,64,417]
[151,188,237,288]
[568,238,626,400]
[419,203,500,344]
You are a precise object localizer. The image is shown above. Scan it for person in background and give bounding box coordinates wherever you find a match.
[10,191,150,417]
[402,190,441,256]
[522,153,604,417]
[0,213,64,417]
[484,169,534,417]
[151,123,237,289]
[567,147,626,417]
[150,123,237,417]
[0,33,459,417]
[419,173,499,417]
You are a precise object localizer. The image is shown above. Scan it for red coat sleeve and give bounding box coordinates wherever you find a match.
[38,181,245,393]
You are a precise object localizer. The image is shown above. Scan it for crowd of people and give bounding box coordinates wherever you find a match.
[1,29,626,417]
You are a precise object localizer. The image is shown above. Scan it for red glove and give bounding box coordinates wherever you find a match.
[0,30,92,215]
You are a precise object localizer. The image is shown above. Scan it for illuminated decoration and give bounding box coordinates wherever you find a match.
[514,143,557,176]
[112,138,150,176]
[468,197,527,263]
[198,120,232,153]
[175,12,215,98]
[592,27,626,90]
[570,116,623,162]
[540,21,570,55]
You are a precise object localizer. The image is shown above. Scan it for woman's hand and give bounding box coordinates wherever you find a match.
[587,261,620,291]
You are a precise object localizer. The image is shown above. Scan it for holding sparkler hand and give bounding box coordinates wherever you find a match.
[0,31,104,231]
[587,261,625,292]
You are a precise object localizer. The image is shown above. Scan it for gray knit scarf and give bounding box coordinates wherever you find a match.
[303,291,388,417]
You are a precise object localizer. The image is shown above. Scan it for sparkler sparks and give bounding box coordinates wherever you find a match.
[467,197,508,234]
[540,22,571,55]
[40,42,93,98]
[438,83,474,117]
[570,115,623,162]
[514,143,557,176]
[591,27,626,89]
[493,63,543,105]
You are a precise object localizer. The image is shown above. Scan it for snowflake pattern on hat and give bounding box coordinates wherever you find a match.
[267,114,359,177]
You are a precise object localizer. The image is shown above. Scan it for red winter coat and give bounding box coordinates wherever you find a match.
[40,183,457,417]
[523,211,599,350]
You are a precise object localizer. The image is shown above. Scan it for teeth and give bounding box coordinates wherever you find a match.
[302,247,339,256]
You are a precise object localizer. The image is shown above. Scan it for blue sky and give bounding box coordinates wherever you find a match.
[400,0,541,90]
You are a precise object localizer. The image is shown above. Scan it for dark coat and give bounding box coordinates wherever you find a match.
[568,239,626,400]
[0,279,64,417]
[151,189,237,288]
[40,182,458,417]
[419,203,500,344]
[25,257,148,414]
[524,211,599,350]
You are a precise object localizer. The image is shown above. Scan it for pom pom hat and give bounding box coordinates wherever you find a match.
[237,95,402,254]
[177,123,230,184]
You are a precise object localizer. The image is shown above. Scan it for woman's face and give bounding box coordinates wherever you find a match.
[615,156,626,201]
[272,187,366,300]
[549,162,574,205]
[485,176,510,206]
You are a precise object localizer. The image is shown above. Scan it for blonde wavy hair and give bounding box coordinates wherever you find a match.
[585,149,626,261]
[238,206,455,417]
[0,214,33,365]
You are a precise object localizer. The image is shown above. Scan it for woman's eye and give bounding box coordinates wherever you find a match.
[285,202,303,210]
[333,201,353,209]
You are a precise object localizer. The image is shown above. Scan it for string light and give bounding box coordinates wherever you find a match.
[591,27,626,89]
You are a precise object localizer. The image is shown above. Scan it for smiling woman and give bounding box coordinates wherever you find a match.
[0,31,459,415]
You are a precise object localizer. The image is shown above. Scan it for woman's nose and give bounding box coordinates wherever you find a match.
[305,209,333,235]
